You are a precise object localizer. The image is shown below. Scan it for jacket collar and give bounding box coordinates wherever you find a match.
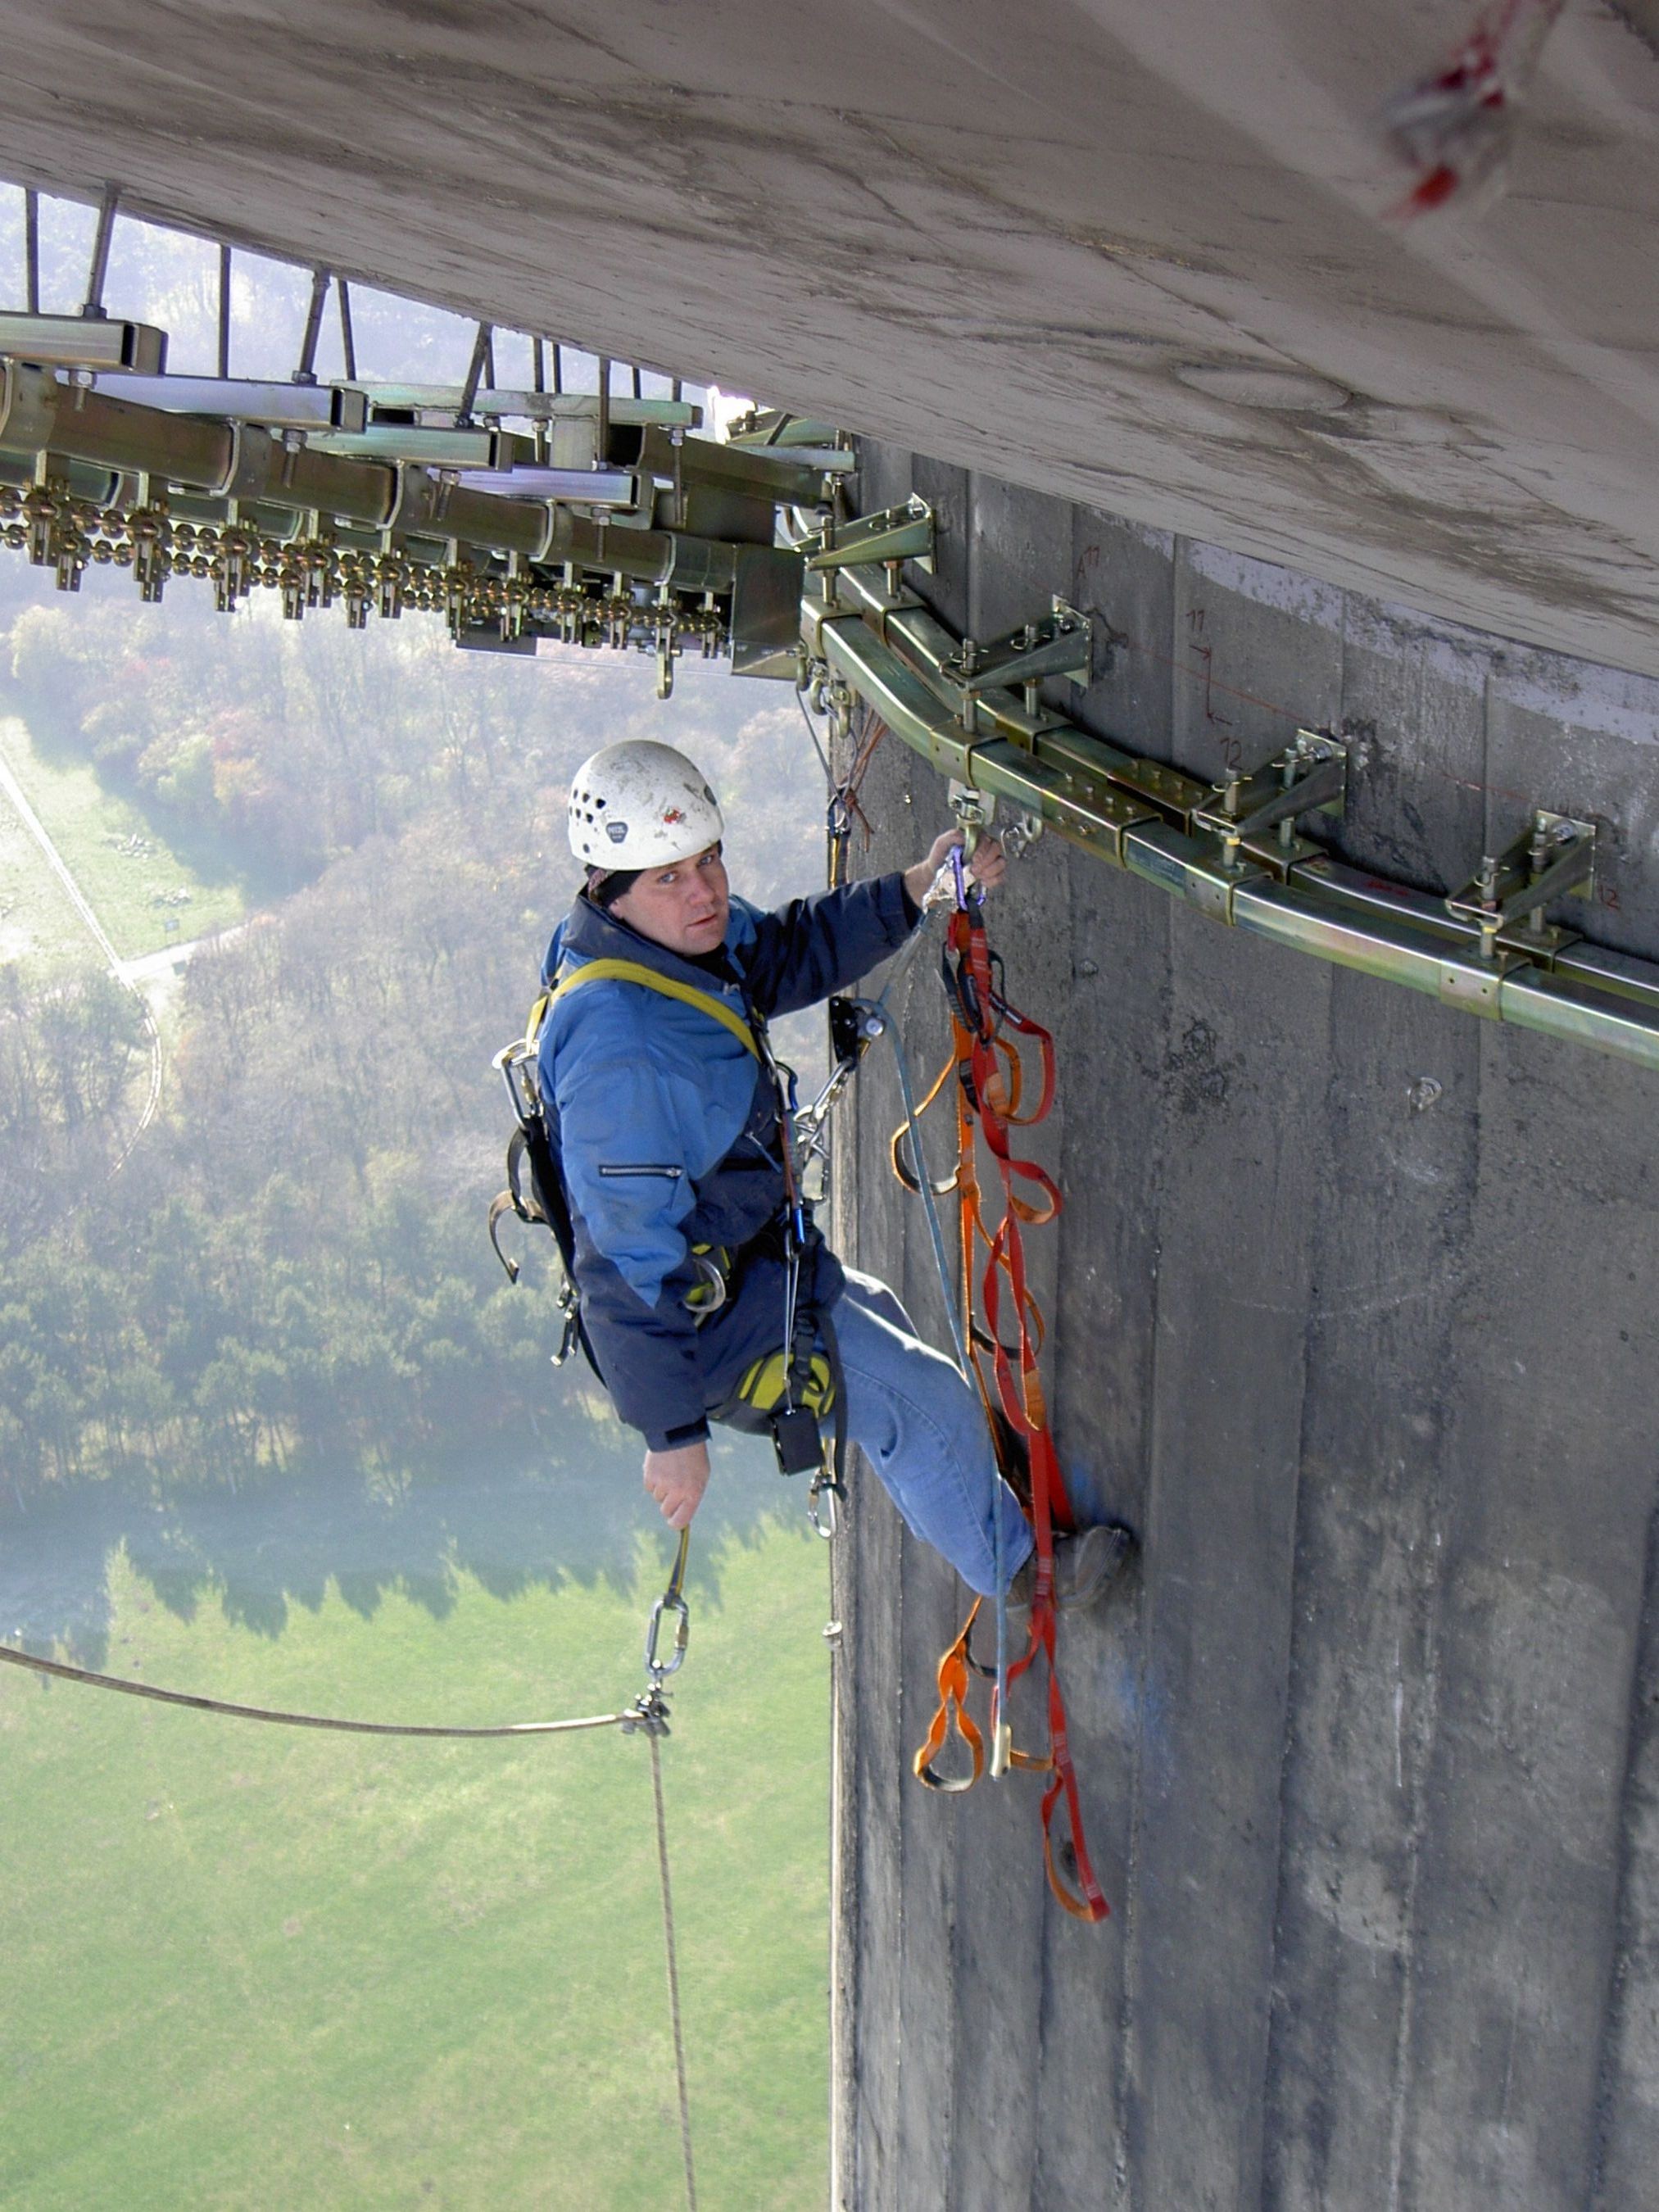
[546,893,744,996]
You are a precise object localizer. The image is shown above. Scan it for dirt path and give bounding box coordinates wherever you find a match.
[0,749,163,1172]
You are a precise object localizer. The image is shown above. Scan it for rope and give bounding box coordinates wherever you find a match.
[0,1642,632,1738]
[827,705,887,889]
[796,685,832,786]
[650,1729,699,2212]
[886,1013,969,1380]
[873,889,1001,1691]
[7,1542,706,2203]
[882,888,1009,1742]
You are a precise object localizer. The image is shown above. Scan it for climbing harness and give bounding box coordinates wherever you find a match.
[542,958,761,1061]
[894,859,1112,1924]
[490,951,850,1537]
[489,962,763,1369]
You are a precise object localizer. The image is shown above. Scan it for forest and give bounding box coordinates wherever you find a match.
[0,555,822,1511]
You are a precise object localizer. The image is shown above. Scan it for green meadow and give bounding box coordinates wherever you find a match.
[0,1521,831,2210]
[0,714,244,963]
[0,733,93,972]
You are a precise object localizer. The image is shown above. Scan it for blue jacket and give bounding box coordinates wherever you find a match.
[537,875,916,1448]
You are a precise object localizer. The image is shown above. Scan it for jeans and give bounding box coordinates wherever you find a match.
[829,1268,1033,1597]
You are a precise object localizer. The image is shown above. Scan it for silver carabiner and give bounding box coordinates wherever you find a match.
[551,1290,581,1367]
[808,1474,844,1543]
[644,1589,691,1679]
[686,1250,728,1318]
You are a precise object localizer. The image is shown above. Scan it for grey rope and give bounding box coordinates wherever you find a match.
[885,1012,969,1378]
[796,685,833,784]
[8,1575,705,2212]
[649,1730,699,2211]
[0,1641,630,1738]
[801,682,1013,1743]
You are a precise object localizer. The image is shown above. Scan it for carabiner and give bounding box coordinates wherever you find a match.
[808,1472,845,1542]
[950,843,969,910]
[643,1527,691,1680]
[645,1589,691,1679]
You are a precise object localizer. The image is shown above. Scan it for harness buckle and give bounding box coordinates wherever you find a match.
[685,1249,729,1318]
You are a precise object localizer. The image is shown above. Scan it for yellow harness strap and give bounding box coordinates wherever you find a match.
[541,958,760,1060]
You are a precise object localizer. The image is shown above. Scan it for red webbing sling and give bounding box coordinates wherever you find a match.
[895,900,1109,1923]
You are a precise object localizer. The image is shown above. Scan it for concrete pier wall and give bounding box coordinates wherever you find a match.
[830,441,1659,2212]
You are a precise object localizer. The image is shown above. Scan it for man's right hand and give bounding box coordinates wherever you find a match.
[903,829,1007,911]
[643,1441,711,1530]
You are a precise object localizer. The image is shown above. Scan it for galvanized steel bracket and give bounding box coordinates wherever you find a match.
[1191,730,1348,876]
[806,495,934,578]
[942,598,1092,728]
[793,518,1659,1076]
[1446,810,1597,962]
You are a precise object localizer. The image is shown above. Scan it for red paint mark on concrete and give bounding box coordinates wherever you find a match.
[1384,0,1566,216]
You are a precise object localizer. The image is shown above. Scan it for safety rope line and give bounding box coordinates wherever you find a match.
[0,1641,632,1736]
[886,1013,969,1378]
[649,1729,699,2212]
[827,702,887,891]
[7,1539,705,2203]
[808,682,1022,1829]
[899,892,1111,1923]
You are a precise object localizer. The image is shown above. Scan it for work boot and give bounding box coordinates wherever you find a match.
[1004,1522,1135,1627]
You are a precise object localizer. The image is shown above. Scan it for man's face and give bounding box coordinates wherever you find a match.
[610,843,731,959]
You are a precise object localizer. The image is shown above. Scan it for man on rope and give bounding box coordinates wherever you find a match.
[537,737,1127,1610]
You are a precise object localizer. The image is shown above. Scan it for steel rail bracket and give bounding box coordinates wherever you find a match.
[806,496,934,578]
[1447,810,1598,962]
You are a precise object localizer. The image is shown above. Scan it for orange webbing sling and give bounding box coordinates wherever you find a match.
[894,898,1110,1923]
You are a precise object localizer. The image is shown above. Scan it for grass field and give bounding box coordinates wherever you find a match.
[0,746,93,972]
[0,1521,832,2210]
[0,714,245,964]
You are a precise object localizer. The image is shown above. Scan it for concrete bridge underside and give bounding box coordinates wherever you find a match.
[2,7,1657,2207]
[5,2,1659,678]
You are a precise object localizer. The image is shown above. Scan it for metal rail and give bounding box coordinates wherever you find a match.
[796,502,1659,1077]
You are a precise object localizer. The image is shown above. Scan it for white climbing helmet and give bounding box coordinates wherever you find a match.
[566,740,724,869]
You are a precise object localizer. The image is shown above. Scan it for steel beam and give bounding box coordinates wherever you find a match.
[356,386,700,426]
[0,313,165,375]
[84,372,369,433]
[0,358,742,589]
[454,466,641,506]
